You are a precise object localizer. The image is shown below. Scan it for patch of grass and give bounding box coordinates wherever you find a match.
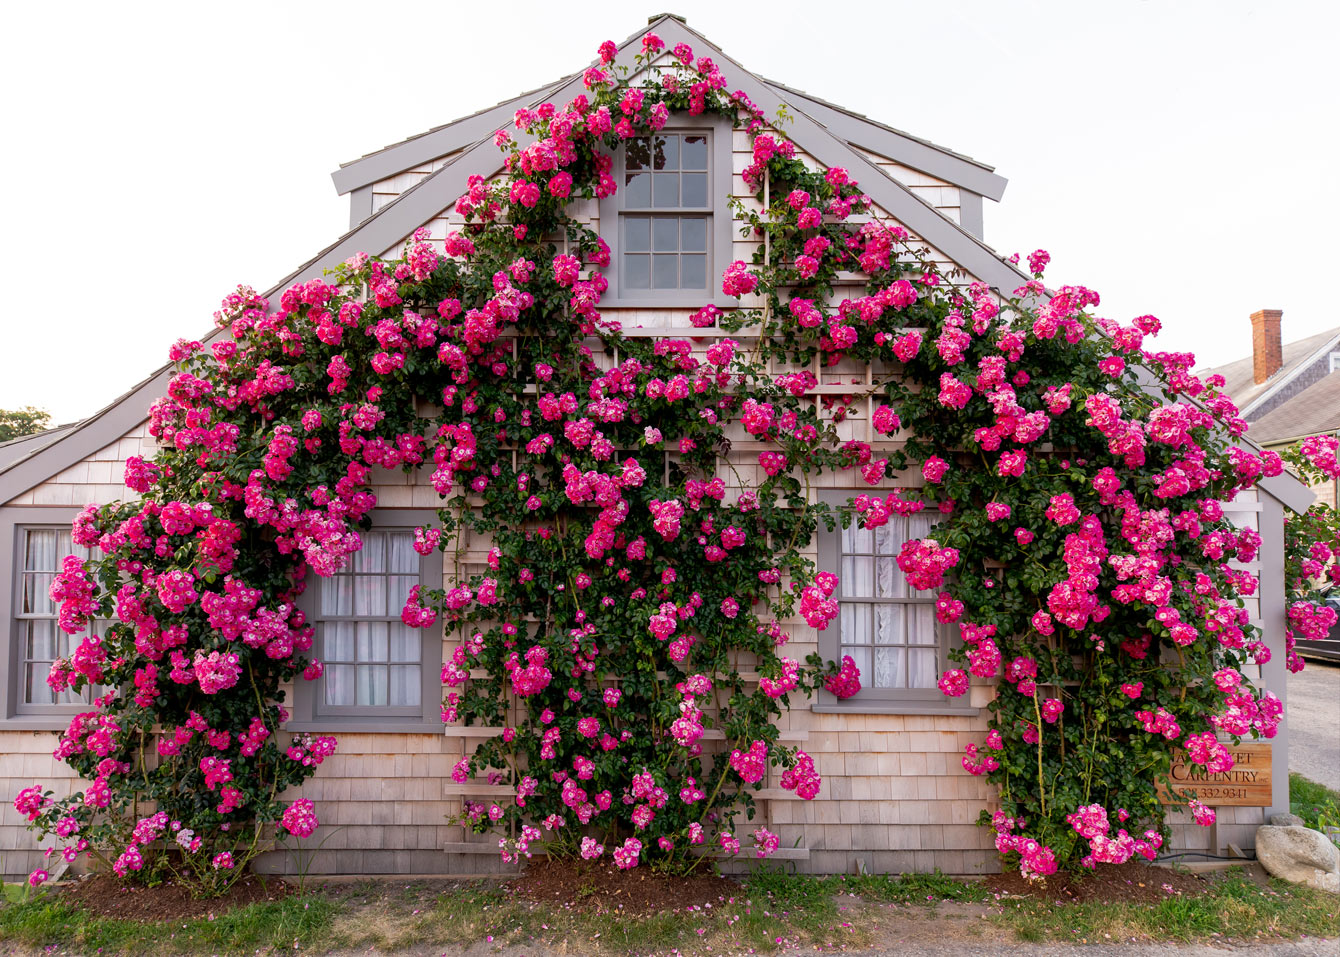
[0,893,336,956]
[6,868,1333,955]
[1290,772,1340,831]
[987,872,1340,944]
[831,871,990,904]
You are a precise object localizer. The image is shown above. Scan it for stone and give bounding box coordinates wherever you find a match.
[1255,825,1340,893]
[1270,813,1305,827]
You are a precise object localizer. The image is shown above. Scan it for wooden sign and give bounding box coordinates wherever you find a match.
[1159,743,1273,807]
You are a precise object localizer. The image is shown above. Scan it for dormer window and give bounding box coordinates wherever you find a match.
[597,114,734,308]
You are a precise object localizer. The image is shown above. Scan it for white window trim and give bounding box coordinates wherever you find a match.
[596,112,738,309]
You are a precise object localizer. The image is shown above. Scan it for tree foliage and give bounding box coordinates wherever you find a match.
[0,406,52,443]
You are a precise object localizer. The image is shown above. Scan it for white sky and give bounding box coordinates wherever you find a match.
[1,0,1336,424]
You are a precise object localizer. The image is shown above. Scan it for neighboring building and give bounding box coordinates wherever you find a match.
[1198,309,1340,509]
[0,15,1313,878]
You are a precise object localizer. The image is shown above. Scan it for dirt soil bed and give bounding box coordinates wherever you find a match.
[56,872,292,921]
[986,860,1207,904]
[506,858,742,915]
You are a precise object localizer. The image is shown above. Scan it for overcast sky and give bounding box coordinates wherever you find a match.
[2,0,1336,424]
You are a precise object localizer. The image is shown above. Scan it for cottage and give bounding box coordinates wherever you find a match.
[0,14,1313,879]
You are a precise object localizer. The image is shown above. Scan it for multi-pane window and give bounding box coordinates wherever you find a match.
[836,512,942,692]
[15,527,103,707]
[619,133,711,292]
[315,530,423,713]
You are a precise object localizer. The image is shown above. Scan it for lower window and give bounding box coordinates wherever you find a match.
[836,512,941,690]
[314,529,424,716]
[293,516,443,729]
[14,526,105,709]
[816,492,968,711]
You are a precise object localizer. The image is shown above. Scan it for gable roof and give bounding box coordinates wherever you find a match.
[331,24,1008,204]
[1196,325,1340,419]
[0,14,1310,516]
[1248,370,1340,446]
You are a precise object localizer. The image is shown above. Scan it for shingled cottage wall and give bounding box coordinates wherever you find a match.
[0,106,1289,877]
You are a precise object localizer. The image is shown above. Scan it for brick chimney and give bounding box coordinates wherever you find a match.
[1251,308,1283,385]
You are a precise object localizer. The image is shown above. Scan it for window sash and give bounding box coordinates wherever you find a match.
[618,132,713,294]
[13,527,105,709]
[815,498,966,707]
[312,529,425,715]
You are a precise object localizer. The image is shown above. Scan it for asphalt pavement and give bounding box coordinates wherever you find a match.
[1287,659,1340,792]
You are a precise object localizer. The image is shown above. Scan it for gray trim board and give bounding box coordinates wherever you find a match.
[958,192,984,239]
[330,75,577,196]
[349,186,374,229]
[1256,465,1315,515]
[1259,494,1290,823]
[0,426,76,471]
[759,81,1008,202]
[649,17,1030,297]
[331,30,1006,205]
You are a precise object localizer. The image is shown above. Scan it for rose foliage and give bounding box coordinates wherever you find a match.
[1280,434,1340,664]
[16,32,1326,889]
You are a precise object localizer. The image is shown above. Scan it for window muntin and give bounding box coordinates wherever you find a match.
[837,512,941,691]
[315,529,423,713]
[619,133,712,293]
[14,527,105,707]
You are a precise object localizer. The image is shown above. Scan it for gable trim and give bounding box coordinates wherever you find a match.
[758,80,1007,202]
[332,23,1008,206]
[330,75,577,196]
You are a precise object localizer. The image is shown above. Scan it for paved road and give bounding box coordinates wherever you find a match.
[1287,659,1340,792]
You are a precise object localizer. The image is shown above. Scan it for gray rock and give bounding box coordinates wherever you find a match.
[1270,812,1306,827]
[1256,825,1340,893]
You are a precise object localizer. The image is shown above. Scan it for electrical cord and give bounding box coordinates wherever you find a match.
[1154,851,1256,862]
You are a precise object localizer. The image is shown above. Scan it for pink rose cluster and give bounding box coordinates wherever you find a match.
[1064,803,1163,866]
[895,538,960,591]
[778,750,821,800]
[992,812,1058,880]
[280,798,319,838]
[823,654,861,699]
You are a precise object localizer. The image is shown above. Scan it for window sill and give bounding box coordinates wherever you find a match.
[0,717,76,732]
[601,293,737,310]
[811,704,982,717]
[284,720,444,734]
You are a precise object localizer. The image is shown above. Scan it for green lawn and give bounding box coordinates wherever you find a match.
[1290,772,1340,831]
